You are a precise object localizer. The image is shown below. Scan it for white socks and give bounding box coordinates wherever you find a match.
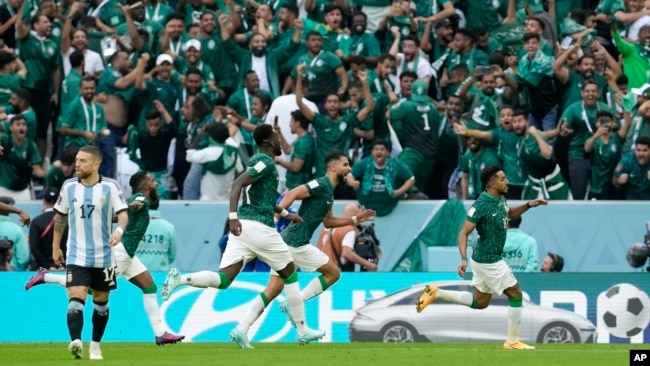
[181,271,221,288]
[301,277,326,302]
[284,282,307,334]
[506,305,523,343]
[44,273,66,287]
[236,295,267,335]
[143,293,165,337]
[437,289,474,307]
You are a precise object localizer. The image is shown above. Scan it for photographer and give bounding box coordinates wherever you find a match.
[317,203,378,272]
[0,237,16,271]
[626,221,650,271]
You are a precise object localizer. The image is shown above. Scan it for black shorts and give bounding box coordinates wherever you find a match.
[66,265,117,292]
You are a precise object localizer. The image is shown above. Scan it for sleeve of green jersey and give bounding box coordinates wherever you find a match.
[304,178,327,197]
[326,52,343,70]
[29,142,42,166]
[247,157,274,180]
[611,31,634,56]
[613,152,633,177]
[395,159,414,181]
[559,103,576,129]
[292,135,312,160]
[465,203,484,225]
[460,152,470,173]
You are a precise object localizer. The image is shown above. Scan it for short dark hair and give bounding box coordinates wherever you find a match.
[348,79,364,90]
[165,12,185,24]
[349,55,366,66]
[108,50,127,64]
[479,165,502,189]
[615,74,629,86]
[69,50,85,69]
[402,35,420,47]
[254,92,272,109]
[208,122,230,144]
[455,28,475,41]
[244,70,257,81]
[377,53,396,64]
[12,88,31,104]
[253,124,275,146]
[523,32,540,43]
[185,66,203,79]
[352,11,367,20]
[0,51,16,69]
[79,145,103,161]
[512,109,528,119]
[280,4,299,18]
[60,147,77,165]
[596,110,614,120]
[187,23,200,33]
[191,96,212,119]
[306,31,323,41]
[30,14,47,28]
[290,110,310,130]
[129,171,149,193]
[500,104,514,112]
[324,4,342,15]
[509,216,521,228]
[578,55,595,65]
[372,139,391,152]
[399,70,418,81]
[146,109,162,121]
[636,135,650,148]
[324,149,348,167]
[81,75,97,86]
[10,115,25,125]
[581,79,599,90]
[200,11,215,21]
[526,16,545,30]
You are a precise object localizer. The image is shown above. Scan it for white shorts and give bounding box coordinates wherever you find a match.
[270,245,330,275]
[114,242,148,280]
[221,220,293,271]
[470,259,517,296]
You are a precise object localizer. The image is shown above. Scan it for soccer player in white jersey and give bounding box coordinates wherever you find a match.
[52,146,129,360]
[161,125,326,345]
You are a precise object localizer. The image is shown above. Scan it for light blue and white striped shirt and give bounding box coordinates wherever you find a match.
[55,177,128,268]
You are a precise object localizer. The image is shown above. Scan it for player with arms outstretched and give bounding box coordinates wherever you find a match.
[26,171,185,346]
[51,146,128,360]
[229,149,376,348]
[161,124,325,345]
[416,165,547,350]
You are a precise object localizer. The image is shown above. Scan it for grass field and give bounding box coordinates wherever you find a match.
[0,343,645,366]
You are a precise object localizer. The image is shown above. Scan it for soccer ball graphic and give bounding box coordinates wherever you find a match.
[601,283,650,338]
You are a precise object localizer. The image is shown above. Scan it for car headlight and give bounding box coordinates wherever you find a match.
[582,318,595,328]
[353,313,374,321]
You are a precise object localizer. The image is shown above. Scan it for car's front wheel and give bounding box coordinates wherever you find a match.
[380,322,418,343]
[536,322,580,343]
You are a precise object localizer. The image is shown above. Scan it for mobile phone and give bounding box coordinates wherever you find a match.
[273,116,278,127]
[561,36,573,50]
[477,66,492,76]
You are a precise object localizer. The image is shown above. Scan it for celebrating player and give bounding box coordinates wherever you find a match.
[416,165,547,350]
[51,146,128,360]
[161,124,326,345]
[26,171,185,346]
[229,149,376,348]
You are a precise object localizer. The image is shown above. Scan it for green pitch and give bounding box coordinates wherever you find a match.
[0,343,643,366]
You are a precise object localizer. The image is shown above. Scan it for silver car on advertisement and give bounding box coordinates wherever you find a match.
[349,281,597,343]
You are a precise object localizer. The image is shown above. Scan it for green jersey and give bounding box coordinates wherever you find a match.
[294,51,342,98]
[121,193,151,257]
[349,32,380,59]
[464,0,503,32]
[44,164,71,191]
[352,156,414,216]
[281,176,334,247]
[559,72,608,109]
[461,148,500,199]
[116,20,163,51]
[560,101,613,159]
[595,0,625,16]
[311,113,357,176]
[614,151,650,200]
[414,0,452,18]
[17,33,61,90]
[467,92,502,131]
[491,127,526,186]
[612,31,649,89]
[389,99,440,159]
[446,48,489,72]
[60,99,107,148]
[226,88,273,146]
[139,78,178,129]
[0,73,24,106]
[97,66,137,102]
[517,133,557,179]
[2,106,37,142]
[92,0,125,28]
[285,133,316,190]
[437,116,463,166]
[58,69,83,131]
[0,134,42,191]
[590,134,623,195]
[467,191,510,264]
[144,3,175,23]
[238,154,280,228]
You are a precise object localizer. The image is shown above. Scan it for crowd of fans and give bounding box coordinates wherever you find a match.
[0,0,648,219]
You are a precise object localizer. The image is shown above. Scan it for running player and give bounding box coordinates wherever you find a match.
[416,165,547,350]
[229,149,376,348]
[51,146,128,360]
[26,171,185,346]
[161,124,325,345]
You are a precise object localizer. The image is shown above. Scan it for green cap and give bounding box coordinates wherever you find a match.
[411,80,429,103]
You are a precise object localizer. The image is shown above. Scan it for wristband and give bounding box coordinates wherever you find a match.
[280,209,289,217]
[466,129,472,137]
[461,256,468,261]
[115,227,124,235]
[352,216,359,225]
[526,201,531,208]
[228,212,238,220]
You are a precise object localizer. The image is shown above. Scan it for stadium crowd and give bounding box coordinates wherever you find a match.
[0,0,649,216]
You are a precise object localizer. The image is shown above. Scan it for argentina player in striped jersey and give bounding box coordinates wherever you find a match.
[51,146,128,360]
[26,171,184,346]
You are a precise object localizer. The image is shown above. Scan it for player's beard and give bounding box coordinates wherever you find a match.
[150,187,159,202]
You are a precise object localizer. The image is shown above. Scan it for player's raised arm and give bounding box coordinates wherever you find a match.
[507,199,548,219]
[322,207,376,229]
